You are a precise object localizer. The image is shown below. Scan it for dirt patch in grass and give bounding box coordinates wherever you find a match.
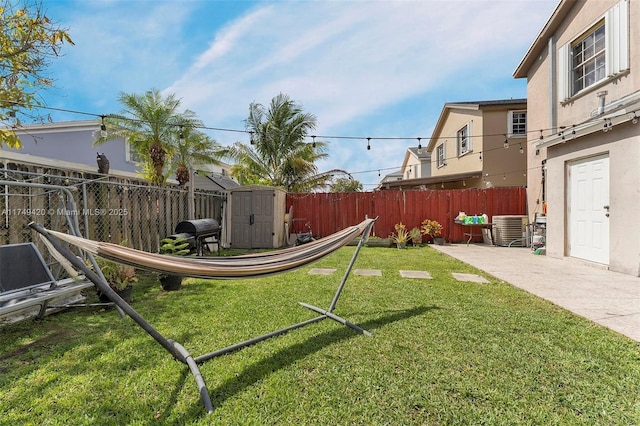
[0,328,77,370]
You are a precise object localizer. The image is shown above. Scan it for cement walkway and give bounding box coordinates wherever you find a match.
[429,243,640,342]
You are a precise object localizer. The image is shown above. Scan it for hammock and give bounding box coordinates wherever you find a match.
[41,218,375,279]
[28,218,378,415]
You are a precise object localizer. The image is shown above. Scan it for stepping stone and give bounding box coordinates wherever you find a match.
[308,268,337,275]
[452,273,489,283]
[354,269,382,276]
[399,270,433,279]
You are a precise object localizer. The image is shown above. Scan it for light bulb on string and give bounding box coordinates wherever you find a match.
[250,131,255,145]
[100,115,107,137]
[367,137,371,151]
[417,137,422,154]
[503,135,509,149]
[311,135,316,148]
[631,112,638,125]
[519,144,524,154]
[179,126,185,144]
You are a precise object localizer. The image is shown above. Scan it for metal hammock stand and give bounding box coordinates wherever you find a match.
[29,217,377,414]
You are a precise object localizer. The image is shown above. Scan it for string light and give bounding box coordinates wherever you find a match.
[311,135,316,148]
[99,115,107,137]
[519,144,524,154]
[179,126,185,144]
[249,131,255,145]
[3,97,637,148]
[5,97,638,189]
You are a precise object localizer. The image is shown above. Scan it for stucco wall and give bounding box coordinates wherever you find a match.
[545,123,640,275]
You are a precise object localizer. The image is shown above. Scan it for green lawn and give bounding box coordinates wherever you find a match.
[1,246,639,425]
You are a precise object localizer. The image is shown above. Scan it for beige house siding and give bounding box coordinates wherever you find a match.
[428,101,527,189]
[515,0,640,276]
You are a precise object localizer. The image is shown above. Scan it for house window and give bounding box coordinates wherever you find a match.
[508,111,527,137]
[125,140,142,163]
[558,1,628,101]
[572,22,606,94]
[436,143,446,168]
[456,123,471,156]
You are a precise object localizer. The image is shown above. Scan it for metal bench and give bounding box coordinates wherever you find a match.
[0,242,95,324]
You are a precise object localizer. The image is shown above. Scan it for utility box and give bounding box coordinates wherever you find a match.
[228,185,286,249]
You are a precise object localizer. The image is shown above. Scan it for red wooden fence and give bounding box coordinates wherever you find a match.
[286,187,527,243]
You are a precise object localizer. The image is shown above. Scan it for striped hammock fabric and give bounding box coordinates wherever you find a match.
[43,218,376,279]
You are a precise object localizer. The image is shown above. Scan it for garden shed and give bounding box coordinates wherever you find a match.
[227,185,286,249]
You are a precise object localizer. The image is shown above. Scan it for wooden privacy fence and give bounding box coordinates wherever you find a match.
[286,187,527,243]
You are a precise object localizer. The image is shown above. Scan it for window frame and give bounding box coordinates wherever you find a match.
[557,0,629,102]
[508,110,527,138]
[456,123,472,157]
[436,143,446,168]
[571,21,606,95]
[125,140,142,163]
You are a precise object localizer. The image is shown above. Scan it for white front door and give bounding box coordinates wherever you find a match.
[568,154,609,264]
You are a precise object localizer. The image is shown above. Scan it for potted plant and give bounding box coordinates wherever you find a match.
[93,256,138,303]
[421,219,444,245]
[391,222,409,249]
[158,237,191,291]
[409,227,423,245]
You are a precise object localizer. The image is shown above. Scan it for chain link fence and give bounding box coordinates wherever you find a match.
[1,163,226,261]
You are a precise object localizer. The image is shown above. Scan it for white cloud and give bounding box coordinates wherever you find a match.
[43,0,557,186]
[163,0,555,180]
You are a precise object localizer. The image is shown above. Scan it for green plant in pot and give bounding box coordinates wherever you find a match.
[158,237,191,291]
[93,256,138,303]
[391,222,409,249]
[409,227,423,245]
[421,219,444,244]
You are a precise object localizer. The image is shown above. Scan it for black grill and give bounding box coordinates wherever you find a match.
[169,219,221,255]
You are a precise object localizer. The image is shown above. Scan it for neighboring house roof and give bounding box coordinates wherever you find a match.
[406,147,431,159]
[378,171,482,190]
[513,0,573,79]
[0,147,139,179]
[380,169,403,183]
[426,99,527,152]
[189,172,239,192]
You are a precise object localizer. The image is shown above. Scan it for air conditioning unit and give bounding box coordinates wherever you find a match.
[492,215,529,247]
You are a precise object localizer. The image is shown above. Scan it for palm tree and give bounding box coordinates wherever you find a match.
[171,123,224,187]
[226,93,329,192]
[94,89,190,185]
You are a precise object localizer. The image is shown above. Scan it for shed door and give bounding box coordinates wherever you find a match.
[230,191,252,249]
[568,155,609,264]
[251,191,274,248]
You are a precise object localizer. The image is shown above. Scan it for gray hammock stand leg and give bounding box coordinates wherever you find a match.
[29,219,375,415]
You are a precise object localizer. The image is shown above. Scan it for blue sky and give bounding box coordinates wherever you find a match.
[39,0,558,189]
